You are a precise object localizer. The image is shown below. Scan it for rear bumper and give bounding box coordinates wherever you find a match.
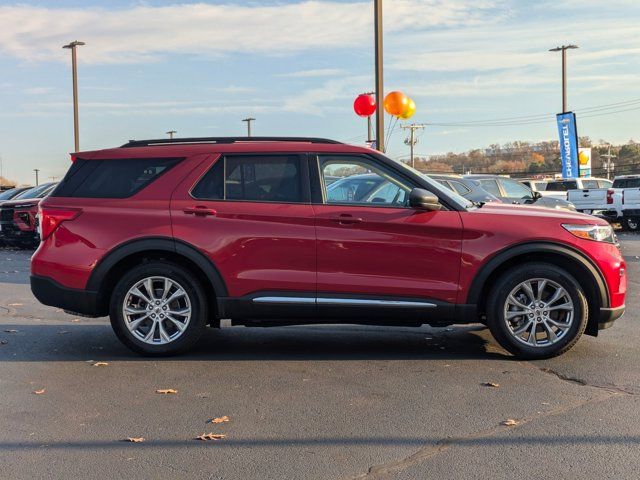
[0,221,39,245]
[599,305,625,330]
[30,275,101,317]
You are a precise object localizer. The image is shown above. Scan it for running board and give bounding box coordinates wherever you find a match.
[252,296,437,308]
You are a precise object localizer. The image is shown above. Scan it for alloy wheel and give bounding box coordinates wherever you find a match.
[503,278,574,347]
[122,276,192,345]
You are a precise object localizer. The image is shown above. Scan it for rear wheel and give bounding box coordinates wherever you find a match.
[109,261,208,356]
[623,217,640,232]
[486,263,588,359]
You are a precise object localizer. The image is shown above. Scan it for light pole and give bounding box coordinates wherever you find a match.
[374,0,384,152]
[242,117,255,137]
[166,130,177,139]
[34,169,40,186]
[63,40,85,152]
[549,44,578,113]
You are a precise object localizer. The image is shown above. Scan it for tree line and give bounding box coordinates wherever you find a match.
[410,138,640,177]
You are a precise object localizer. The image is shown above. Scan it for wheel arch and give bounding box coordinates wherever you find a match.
[468,242,609,337]
[87,237,228,318]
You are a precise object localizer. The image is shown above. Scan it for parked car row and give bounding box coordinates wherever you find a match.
[0,183,57,248]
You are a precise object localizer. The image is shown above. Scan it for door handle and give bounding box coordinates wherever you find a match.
[329,214,363,224]
[183,206,217,217]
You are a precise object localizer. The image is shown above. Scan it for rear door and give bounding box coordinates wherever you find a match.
[171,153,316,311]
[311,154,463,319]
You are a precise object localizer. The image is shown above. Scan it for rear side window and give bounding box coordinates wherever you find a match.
[582,180,598,189]
[192,155,303,203]
[479,179,501,197]
[613,178,640,188]
[53,158,181,198]
[546,181,577,191]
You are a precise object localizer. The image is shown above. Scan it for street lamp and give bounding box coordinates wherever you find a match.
[549,44,579,113]
[62,41,85,152]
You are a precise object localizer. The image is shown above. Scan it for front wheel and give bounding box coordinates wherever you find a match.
[109,261,208,356]
[486,263,588,359]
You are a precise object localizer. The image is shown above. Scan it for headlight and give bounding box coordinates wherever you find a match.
[562,224,615,243]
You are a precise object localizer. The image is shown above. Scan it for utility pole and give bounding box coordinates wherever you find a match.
[401,123,425,169]
[166,130,177,139]
[0,156,3,189]
[374,0,384,152]
[242,117,255,137]
[549,44,578,113]
[601,144,616,180]
[62,41,85,152]
[34,169,40,186]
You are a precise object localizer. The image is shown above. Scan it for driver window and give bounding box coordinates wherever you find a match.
[319,155,411,206]
[500,178,532,199]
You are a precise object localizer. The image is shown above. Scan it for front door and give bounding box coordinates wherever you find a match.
[312,154,463,319]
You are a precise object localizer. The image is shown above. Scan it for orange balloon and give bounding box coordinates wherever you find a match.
[383,91,408,116]
[399,98,416,119]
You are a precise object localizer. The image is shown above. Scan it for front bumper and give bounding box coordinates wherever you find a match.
[599,305,625,330]
[31,275,102,317]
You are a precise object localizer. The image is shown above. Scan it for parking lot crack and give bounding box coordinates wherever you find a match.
[345,392,619,480]
[539,367,640,396]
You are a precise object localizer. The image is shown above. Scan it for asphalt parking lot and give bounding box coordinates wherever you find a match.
[1,235,638,479]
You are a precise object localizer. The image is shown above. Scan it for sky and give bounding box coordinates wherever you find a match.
[0,0,639,184]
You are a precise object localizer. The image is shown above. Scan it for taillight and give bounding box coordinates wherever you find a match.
[70,154,77,162]
[39,207,81,240]
[606,189,614,205]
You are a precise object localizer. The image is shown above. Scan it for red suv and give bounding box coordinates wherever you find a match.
[31,137,626,358]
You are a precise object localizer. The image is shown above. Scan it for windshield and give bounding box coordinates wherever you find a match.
[13,183,55,200]
[391,161,475,209]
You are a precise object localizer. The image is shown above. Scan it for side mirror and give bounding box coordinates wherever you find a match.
[532,191,542,200]
[409,188,442,211]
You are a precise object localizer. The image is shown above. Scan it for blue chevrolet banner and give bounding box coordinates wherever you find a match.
[556,112,579,179]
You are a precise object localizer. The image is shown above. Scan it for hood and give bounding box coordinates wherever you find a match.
[473,201,607,224]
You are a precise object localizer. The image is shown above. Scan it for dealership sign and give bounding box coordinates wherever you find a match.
[556,112,579,179]
[578,147,592,177]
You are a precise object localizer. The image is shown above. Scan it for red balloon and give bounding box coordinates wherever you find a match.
[353,94,376,117]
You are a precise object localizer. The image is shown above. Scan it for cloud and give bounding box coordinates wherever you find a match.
[277,68,347,78]
[22,87,53,95]
[0,1,500,64]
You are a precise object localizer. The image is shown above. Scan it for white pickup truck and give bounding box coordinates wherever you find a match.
[564,176,640,231]
[620,176,640,231]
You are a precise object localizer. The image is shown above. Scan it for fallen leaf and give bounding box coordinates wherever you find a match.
[93,362,109,367]
[502,419,519,426]
[156,389,178,394]
[483,382,500,388]
[196,433,226,441]
[4,329,17,333]
[125,437,145,443]
[33,389,45,395]
[209,416,229,424]
[0,340,7,345]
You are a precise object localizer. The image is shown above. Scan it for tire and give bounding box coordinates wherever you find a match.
[486,263,588,359]
[109,261,208,356]
[623,217,640,232]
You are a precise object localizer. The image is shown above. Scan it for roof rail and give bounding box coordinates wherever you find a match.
[121,136,343,148]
